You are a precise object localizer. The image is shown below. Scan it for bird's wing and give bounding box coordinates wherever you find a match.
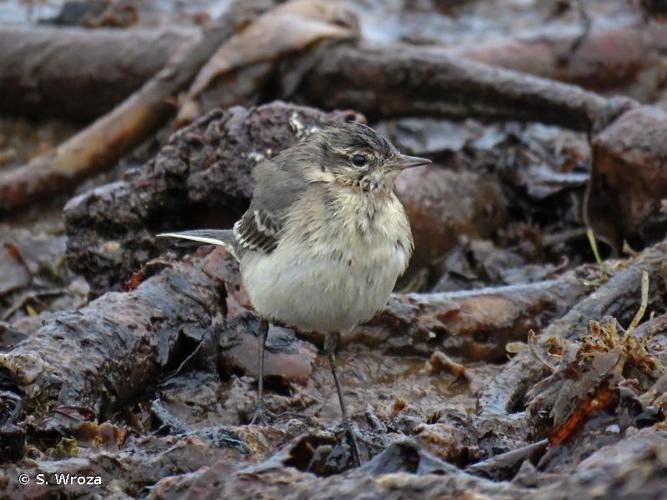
[233,208,283,254]
[233,153,310,255]
[159,153,310,259]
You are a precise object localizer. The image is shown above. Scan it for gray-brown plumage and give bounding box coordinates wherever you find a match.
[159,122,430,443]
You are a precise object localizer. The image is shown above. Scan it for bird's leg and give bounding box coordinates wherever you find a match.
[325,331,348,419]
[250,318,273,425]
[324,331,361,466]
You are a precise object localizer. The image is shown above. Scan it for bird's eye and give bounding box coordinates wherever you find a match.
[352,154,367,167]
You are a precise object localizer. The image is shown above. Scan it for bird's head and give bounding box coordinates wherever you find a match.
[302,122,431,192]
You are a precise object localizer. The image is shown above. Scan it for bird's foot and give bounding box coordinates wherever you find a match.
[341,418,362,467]
[250,400,275,426]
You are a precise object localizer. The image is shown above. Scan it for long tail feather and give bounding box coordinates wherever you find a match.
[157,229,238,260]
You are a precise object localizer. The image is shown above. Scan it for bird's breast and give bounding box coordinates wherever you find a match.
[240,188,413,333]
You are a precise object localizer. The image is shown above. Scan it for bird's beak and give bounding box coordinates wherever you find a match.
[394,154,432,169]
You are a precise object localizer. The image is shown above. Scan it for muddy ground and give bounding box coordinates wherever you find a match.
[1,0,667,499]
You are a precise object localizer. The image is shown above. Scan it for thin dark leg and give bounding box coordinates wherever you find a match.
[324,331,348,419]
[324,331,360,465]
[257,318,269,407]
[251,318,271,425]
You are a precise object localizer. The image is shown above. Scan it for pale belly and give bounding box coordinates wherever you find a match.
[240,240,407,333]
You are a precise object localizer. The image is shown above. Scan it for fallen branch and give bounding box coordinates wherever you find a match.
[353,267,594,362]
[0,25,197,121]
[3,13,659,218]
[3,21,664,121]
[0,0,276,213]
[454,22,667,100]
[477,241,667,416]
[0,248,232,418]
[396,166,507,271]
[299,42,637,131]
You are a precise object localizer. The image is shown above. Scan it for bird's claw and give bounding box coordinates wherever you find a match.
[250,401,275,425]
[341,419,362,467]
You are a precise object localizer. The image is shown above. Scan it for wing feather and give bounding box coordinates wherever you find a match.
[233,208,282,254]
[161,152,307,259]
[156,229,240,260]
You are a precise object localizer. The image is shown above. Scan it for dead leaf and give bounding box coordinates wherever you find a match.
[177,0,358,124]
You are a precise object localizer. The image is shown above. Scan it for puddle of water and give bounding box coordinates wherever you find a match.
[0,0,65,24]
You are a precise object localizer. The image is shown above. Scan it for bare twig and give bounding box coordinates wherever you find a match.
[624,271,650,338]
[528,329,557,374]
[2,289,64,321]
[586,228,608,281]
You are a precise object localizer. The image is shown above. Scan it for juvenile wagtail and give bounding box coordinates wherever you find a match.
[158,122,430,428]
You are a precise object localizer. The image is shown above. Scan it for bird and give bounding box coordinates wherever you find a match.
[158,121,430,447]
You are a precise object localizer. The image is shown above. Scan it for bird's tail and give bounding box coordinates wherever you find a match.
[157,229,238,260]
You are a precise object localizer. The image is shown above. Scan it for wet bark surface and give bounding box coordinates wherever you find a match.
[587,105,667,251]
[299,43,636,131]
[2,0,667,498]
[0,25,198,121]
[0,0,279,214]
